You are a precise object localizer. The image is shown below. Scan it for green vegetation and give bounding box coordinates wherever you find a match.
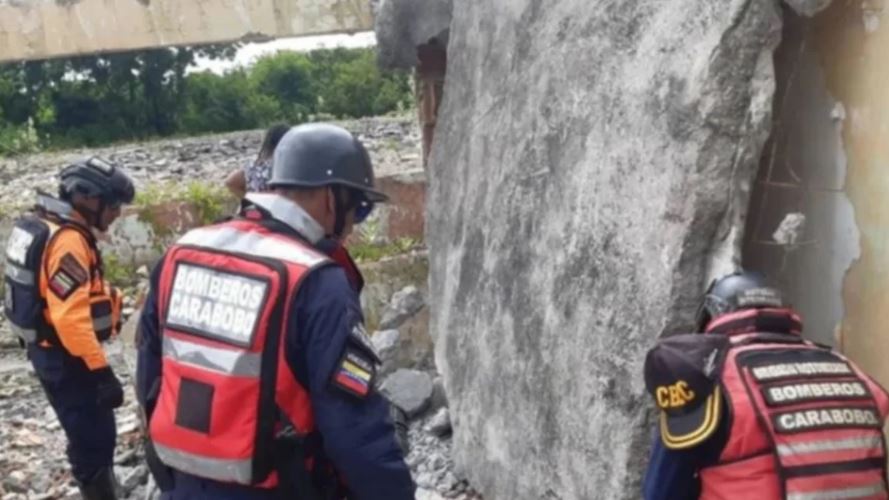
[102,252,138,287]
[0,46,413,156]
[134,181,234,237]
[350,237,422,263]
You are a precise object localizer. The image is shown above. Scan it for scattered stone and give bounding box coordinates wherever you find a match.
[379,286,425,330]
[381,369,434,418]
[425,408,452,437]
[3,471,26,493]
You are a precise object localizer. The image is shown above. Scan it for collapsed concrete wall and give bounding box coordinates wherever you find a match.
[0,0,372,63]
[427,0,792,497]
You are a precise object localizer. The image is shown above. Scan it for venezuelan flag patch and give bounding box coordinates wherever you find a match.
[48,253,88,300]
[332,348,376,399]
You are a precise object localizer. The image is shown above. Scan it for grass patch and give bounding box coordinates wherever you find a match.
[350,237,422,263]
[134,181,234,236]
[103,252,138,287]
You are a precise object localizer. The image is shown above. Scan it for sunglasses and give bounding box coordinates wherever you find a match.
[354,199,374,223]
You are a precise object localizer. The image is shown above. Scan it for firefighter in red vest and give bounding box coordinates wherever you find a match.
[3,158,134,499]
[643,271,889,500]
[135,123,415,499]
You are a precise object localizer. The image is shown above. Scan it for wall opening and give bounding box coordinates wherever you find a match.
[741,6,857,347]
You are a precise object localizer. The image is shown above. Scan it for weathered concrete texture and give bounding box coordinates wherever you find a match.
[809,0,889,388]
[373,0,451,69]
[743,7,857,347]
[0,0,372,63]
[427,1,782,498]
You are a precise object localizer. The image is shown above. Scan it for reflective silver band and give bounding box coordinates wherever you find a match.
[178,226,327,268]
[787,482,886,500]
[152,441,253,485]
[163,336,261,377]
[93,314,113,333]
[5,264,35,286]
[777,436,884,457]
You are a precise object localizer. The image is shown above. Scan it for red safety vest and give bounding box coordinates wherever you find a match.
[148,217,330,487]
[700,311,889,500]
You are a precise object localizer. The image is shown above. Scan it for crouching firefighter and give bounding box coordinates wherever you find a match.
[3,157,134,499]
[642,270,889,500]
[135,123,416,500]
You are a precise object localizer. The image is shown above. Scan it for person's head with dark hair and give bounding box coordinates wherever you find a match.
[257,123,291,163]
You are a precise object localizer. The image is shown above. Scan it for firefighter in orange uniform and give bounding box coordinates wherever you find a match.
[3,157,135,500]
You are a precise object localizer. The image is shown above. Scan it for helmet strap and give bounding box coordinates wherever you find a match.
[331,186,349,239]
[72,198,104,229]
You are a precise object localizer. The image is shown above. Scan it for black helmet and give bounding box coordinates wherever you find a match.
[268,123,389,203]
[59,157,135,206]
[694,270,785,331]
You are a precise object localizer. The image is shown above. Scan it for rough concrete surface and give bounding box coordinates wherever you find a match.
[0,0,373,63]
[427,0,782,498]
[374,0,452,69]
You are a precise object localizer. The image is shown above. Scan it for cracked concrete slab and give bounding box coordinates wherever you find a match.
[0,0,372,62]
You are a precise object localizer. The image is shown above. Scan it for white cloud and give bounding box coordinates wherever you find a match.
[190,31,377,75]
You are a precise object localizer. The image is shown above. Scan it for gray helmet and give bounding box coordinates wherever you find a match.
[59,157,135,206]
[268,123,389,203]
[694,270,785,331]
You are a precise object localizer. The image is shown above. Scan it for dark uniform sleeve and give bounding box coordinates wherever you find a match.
[135,262,164,417]
[643,411,729,500]
[286,265,415,500]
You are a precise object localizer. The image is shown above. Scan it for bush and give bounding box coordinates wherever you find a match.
[179,71,262,133]
[0,46,416,156]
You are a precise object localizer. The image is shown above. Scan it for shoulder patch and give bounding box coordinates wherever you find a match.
[48,253,88,300]
[331,346,377,400]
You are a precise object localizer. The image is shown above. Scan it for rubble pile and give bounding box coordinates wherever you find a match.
[0,324,147,500]
[0,116,421,213]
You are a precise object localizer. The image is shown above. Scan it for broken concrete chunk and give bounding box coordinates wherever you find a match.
[772,212,806,246]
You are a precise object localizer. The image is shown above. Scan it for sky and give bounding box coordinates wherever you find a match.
[190,31,377,74]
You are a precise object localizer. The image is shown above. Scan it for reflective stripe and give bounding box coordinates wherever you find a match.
[178,226,327,268]
[4,263,35,286]
[152,441,253,484]
[163,336,261,377]
[777,436,884,457]
[92,314,113,333]
[9,323,37,343]
[787,483,886,500]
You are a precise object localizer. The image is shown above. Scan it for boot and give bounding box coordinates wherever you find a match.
[77,466,118,500]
